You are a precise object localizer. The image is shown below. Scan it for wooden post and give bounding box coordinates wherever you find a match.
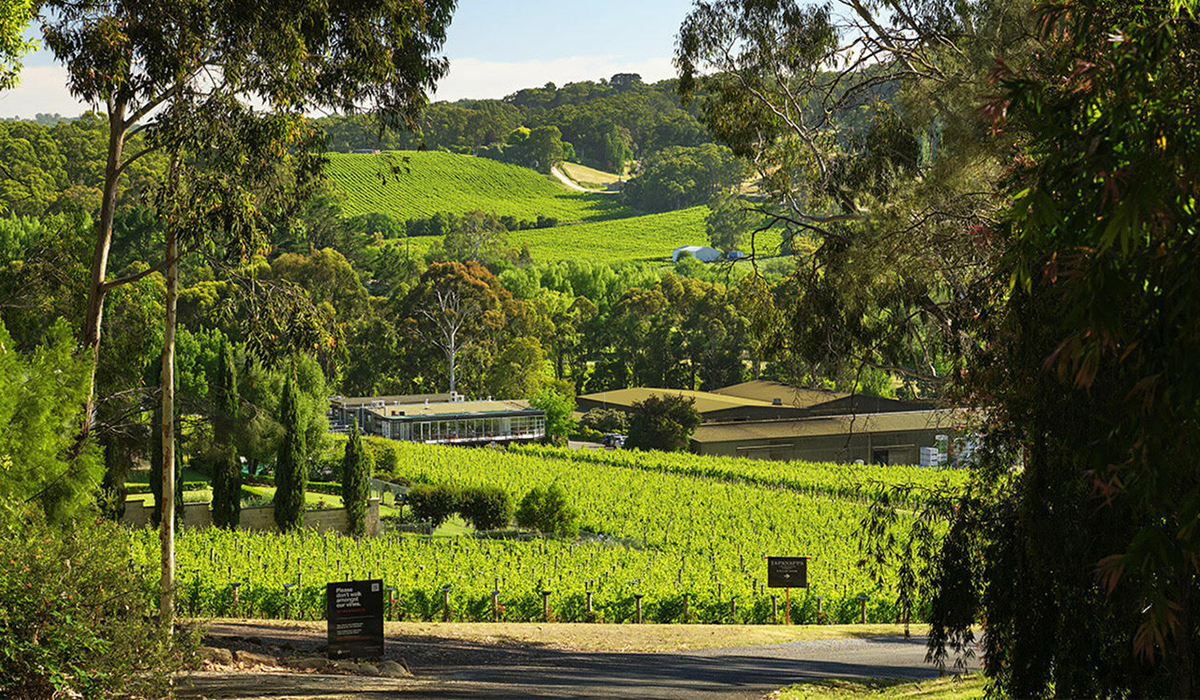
[284,583,295,618]
[586,590,594,615]
[634,593,644,623]
[729,596,737,622]
[442,586,452,622]
[683,593,690,623]
[387,587,397,621]
[230,582,241,618]
[816,595,824,616]
[858,594,868,624]
[542,590,552,622]
[492,590,501,622]
[785,587,791,625]
[772,595,778,624]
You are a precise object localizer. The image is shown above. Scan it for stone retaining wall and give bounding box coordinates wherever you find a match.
[122,498,381,537]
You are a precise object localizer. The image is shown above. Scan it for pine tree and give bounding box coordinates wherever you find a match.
[273,371,307,532]
[340,420,371,537]
[211,340,241,528]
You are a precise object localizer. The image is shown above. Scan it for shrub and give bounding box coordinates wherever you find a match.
[0,506,197,698]
[515,482,580,538]
[406,483,460,527]
[579,407,629,434]
[374,442,399,478]
[458,486,513,531]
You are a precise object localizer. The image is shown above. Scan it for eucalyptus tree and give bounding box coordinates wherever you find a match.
[38,0,455,627]
[0,0,31,91]
[676,0,1034,388]
[37,0,457,435]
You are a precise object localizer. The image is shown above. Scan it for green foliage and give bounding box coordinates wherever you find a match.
[0,506,196,699]
[406,482,460,527]
[211,339,241,529]
[622,144,749,213]
[0,0,32,92]
[579,408,629,434]
[340,422,371,537]
[516,482,580,538]
[530,386,576,444]
[0,319,101,522]
[457,485,513,531]
[326,151,625,222]
[626,395,702,452]
[917,3,1200,697]
[706,194,761,253]
[272,372,307,532]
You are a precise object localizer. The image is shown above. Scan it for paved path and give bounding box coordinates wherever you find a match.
[409,635,975,699]
[182,623,979,699]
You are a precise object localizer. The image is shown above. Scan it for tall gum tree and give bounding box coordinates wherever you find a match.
[38,0,456,627]
[37,0,457,436]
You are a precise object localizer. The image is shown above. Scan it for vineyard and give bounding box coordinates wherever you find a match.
[128,443,958,624]
[403,206,790,265]
[511,444,968,503]
[326,151,626,222]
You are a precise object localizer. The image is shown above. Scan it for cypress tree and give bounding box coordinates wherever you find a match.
[211,340,241,528]
[341,419,371,537]
[273,371,307,531]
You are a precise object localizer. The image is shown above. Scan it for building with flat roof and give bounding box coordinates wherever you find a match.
[690,409,967,465]
[577,381,957,465]
[331,394,545,445]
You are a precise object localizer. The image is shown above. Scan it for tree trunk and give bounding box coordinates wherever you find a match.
[159,222,178,632]
[81,103,128,433]
[448,348,456,395]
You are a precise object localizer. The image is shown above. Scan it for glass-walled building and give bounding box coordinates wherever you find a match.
[331,395,545,445]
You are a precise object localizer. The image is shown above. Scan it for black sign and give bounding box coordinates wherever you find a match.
[767,557,808,588]
[326,579,384,659]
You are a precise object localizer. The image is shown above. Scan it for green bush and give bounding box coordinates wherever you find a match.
[515,482,580,538]
[124,481,207,495]
[0,506,197,698]
[406,483,460,527]
[579,407,629,434]
[458,486,513,531]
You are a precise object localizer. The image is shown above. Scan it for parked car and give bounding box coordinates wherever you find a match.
[601,433,626,448]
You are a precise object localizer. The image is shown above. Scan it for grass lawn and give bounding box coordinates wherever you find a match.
[770,674,985,700]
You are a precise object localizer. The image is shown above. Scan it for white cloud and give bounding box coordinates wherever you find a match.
[0,64,93,119]
[434,55,676,102]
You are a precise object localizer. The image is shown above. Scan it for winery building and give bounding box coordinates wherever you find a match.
[331,394,546,445]
[578,380,965,466]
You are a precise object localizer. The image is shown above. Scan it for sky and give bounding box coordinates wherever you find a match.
[0,0,696,119]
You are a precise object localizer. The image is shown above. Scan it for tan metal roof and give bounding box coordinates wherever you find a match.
[372,399,535,418]
[578,387,776,415]
[711,380,849,408]
[692,409,967,443]
[335,393,452,407]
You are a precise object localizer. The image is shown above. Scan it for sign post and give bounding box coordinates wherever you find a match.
[766,557,808,625]
[326,579,384,660]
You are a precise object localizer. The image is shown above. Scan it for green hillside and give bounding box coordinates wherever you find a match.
[402,205,788,265]
[326,150,627,222]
